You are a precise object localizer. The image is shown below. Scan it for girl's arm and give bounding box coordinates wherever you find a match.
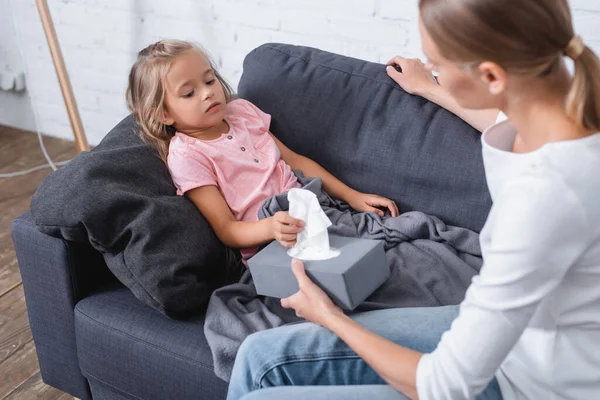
[186,186,303,249]
[271,134,399,217]
[386,56,500,133]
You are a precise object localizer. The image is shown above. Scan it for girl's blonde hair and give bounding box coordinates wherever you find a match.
[126,40,234,162]
[419,0,600,132]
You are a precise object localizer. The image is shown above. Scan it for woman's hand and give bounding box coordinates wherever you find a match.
[386,56,500,132]
[348,191,399,217]
[386,55,438,97]
[281,259,344,326]
[269,211,304,248]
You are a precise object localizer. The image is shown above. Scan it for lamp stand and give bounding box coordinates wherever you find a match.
[35,0,90,152]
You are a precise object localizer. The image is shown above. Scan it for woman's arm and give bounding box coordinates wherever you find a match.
[330,315,422,399]
[186,186,303,248]
[422,84,501,133]
[282,260,422,398]
[282,173,589,399]
[386,56,499,132]
[270,134,400,217]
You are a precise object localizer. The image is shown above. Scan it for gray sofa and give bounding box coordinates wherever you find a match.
[12,44,491,399]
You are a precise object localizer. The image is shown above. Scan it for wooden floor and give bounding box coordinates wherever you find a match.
[0,125,78,400]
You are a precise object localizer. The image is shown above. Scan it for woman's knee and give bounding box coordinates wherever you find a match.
[233,322,340,382]
[229,331,281,398]
[236,324,310,368]
[235,329,277,372]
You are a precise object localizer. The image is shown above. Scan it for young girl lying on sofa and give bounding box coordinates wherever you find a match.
[125,40,399,261]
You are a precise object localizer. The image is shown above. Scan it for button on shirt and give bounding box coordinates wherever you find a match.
[167,99,301,259]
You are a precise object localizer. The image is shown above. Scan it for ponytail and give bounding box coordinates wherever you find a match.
[418,0,600,133]
[566,45,600,132]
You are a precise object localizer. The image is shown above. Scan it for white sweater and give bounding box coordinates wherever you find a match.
[416,114,600,400]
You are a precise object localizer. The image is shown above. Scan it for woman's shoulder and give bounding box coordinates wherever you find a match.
[538,133,600,225]
[497,148,599,239]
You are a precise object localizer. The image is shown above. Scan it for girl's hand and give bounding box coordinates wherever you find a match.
[386,55,438,97]
[349,192,399,217]
[270,211,304,248]
[281,259,344,326]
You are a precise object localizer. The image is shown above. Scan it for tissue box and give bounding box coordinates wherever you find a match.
[248,235,389,310]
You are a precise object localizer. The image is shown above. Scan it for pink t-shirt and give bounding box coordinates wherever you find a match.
[167,99,301,259]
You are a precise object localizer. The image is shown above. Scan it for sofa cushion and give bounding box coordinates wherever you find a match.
[75,286,227,400]
[30,116,241,318]
[239,44,492,232]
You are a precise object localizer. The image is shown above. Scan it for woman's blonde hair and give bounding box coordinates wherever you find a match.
[419,0,600,132]
[126,40,234,162]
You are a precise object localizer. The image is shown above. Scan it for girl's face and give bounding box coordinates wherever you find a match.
[419,18,505,111]
[162,50,227,133]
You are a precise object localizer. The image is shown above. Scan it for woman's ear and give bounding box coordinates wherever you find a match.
[479,61,507,95]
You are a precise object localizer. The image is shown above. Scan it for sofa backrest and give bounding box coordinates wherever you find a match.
[238,43,492,232]
[28,43,493,319]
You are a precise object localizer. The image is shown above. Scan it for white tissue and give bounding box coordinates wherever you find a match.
[286,188,340,261]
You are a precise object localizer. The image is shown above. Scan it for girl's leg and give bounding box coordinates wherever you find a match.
[227,305,459,400]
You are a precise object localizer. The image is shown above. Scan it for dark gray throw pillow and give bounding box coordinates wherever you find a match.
[30,116,239,318]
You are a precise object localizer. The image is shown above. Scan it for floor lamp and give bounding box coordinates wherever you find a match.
[36,0,90,152]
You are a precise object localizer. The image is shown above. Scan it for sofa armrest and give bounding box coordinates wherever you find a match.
[11,211,114,399]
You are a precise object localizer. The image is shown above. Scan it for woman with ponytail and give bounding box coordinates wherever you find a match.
[227,1,600,399]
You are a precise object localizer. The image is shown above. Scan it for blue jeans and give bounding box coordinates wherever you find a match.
[227,306,503,400]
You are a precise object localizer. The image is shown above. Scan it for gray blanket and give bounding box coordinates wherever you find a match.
[204,177,482,381]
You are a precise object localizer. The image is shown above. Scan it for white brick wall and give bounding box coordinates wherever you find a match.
[2,0,600,145]
[0,0,35,132]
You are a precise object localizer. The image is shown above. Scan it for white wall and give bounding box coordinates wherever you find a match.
[2,0,600,145]
[0,0,35,131]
